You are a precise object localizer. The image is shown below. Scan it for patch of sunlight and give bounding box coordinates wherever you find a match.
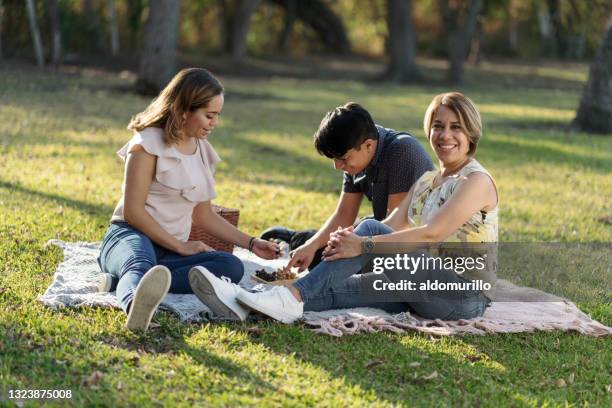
[486,132,612,161]
[11,143,102,160]
[268,99,343,114]
[396,336,507,373]
[386,93,434,104]
[59,128,127,145]
[480,104,574,120]
[511,392,546,407]
[215,180,338,232]
[229,78,360,102]
[0,104,30,117]
[233,130,328,161]
[185,328,394,406]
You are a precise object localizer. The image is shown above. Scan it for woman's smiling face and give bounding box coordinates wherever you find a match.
[182,93,224,140]
[429,105,471,164]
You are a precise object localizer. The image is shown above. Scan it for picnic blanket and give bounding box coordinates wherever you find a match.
[39,240,612,337]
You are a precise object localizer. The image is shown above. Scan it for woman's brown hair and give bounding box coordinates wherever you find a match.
[128,68,224,145]
[423,92,482,156]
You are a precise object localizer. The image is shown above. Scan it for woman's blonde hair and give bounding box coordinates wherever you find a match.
[128,68,224,145]
[423,92,482,156]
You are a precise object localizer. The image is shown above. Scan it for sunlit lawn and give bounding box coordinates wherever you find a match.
[0,60,610,406]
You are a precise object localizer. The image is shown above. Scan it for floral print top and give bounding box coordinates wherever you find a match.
[407,159,498,243]
[407,159,499,298]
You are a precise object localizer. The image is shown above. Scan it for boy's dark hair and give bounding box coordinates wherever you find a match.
[314,102,378,159]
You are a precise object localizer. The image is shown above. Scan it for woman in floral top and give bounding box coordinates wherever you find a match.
[195,92,499,324]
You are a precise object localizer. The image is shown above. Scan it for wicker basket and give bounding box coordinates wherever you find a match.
[188,205,240,253]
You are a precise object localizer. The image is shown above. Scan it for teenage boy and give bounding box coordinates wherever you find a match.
[262,102,434,271]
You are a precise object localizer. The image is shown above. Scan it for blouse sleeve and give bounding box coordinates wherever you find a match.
[116,127,215,201]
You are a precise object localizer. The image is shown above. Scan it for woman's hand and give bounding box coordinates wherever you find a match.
[322,227,363,261]
[177,240,214,256]
[251,238,281,260]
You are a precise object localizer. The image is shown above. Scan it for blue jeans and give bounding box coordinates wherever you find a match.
[98,222,244,313]
[294,219,490,320]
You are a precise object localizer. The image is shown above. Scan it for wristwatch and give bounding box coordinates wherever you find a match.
[361,236,375,254]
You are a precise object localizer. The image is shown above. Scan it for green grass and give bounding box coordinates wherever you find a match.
[0,61,611,407]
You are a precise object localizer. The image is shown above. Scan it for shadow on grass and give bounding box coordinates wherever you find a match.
[231,322,494,405]
[93,325,277,396]
[458,332,610,403]
[0,320,276,405]
[0,337,124,406]
[235,321,609,406]
[462,64,585,92]
[0,179,113,217]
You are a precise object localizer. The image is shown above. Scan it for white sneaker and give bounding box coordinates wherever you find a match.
[236,286,303,324]
[188,266,250,322]
[126,265,171,332]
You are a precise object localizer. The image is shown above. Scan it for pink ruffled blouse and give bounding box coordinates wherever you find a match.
[111,127,221,242]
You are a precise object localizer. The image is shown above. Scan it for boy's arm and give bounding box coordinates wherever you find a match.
[287,191,362,271]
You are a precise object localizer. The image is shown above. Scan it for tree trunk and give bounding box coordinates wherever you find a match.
[269,0,350,54]
[0,0,4,60]
[386,0,420,82]
[25,0,44,67]
[107,0,119,55]
[46,0,62,66]
[276,0,296,53]
[136,0,182,95]
[126,0,145,51]
[82,0,104,52]
[218,0,240,55]
[546,0,564,57]
[507,0,518,52]
[573,25,612,134]
[231,0,259,62]
[440,0,482,85]
[467,17,483,66]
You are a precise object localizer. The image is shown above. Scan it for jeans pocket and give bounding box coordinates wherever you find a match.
[98,224,127,275]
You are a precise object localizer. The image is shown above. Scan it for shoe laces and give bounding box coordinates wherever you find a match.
[221,276,232,284]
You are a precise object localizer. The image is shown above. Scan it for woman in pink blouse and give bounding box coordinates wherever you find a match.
[98,68,279,331]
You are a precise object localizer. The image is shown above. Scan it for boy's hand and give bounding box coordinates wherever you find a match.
[287,244,317,272]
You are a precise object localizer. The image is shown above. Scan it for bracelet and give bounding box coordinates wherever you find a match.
[248,236,256,252]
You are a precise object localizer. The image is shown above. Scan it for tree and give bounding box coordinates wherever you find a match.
[385,0,420,82]
[136,0,182,95]
[439,0,483,84]
[231,0,259,61]
[25,0,44,67]
[0,0,4,60]
[218,0,259,61]
[46,0,62,66]
[546,0,564,57]
[270,0,350,54]
[276,0,296,53]
[573,24,612,134]
[82,0,104,51]
[106,0,119,55]
[126,0,145,51]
